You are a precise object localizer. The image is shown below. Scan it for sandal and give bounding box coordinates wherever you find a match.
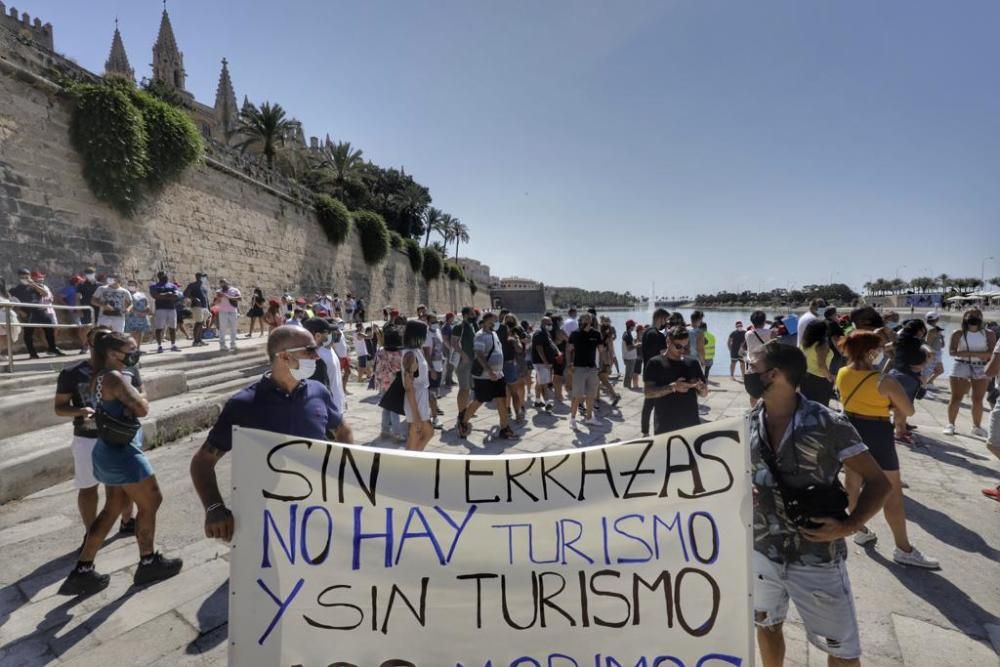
[119,518,136,535]
[457,420,471,438]
[498,427,519,440]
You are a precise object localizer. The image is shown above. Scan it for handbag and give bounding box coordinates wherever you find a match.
[378,371,407,415]
[758,422,848,529]
[94,373,141,447]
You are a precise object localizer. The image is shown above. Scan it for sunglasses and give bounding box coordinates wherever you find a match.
[669,343,688,351]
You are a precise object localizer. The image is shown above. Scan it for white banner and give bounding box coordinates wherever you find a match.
[229,419,753,667]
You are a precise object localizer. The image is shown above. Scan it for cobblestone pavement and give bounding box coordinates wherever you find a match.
[1,374,997,666]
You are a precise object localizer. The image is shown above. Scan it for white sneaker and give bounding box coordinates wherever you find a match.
[569,417,577,430]
[942,424,956,436]
[893,546,940,570]
[586,417,602,426]
[972,426,988,438]
[853,527,878,546]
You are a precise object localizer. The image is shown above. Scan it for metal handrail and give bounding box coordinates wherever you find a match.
[1,300,94,373]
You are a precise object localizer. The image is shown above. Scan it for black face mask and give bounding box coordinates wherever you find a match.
[121,351,141,367]
[744,371,772,399]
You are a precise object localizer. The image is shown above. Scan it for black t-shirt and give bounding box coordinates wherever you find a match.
[56,361,143,437]
[727,330,744,354]
[10,283,42,305]
[498,324,516,362]
[569,328,602,368]
[77,281,99,312]
[642,356,704,435]
[531,329,557,364]
[184,281,208,308]
[310,357,330,389]
[622,330,634,350]
[641,328,667,363]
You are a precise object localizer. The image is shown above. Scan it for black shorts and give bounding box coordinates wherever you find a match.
[473,378,506,403]
[848,415,898,471]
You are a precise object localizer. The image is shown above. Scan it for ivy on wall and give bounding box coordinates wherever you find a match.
[353,210,390,266]
[421,247,443,282]
[314,194,351,245]
[67,80,202,214]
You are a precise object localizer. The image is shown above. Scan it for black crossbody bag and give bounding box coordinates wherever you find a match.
[758,419,848,529]
[94,372,141,447]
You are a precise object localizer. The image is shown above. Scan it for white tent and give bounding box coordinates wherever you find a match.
[946,295,977,302]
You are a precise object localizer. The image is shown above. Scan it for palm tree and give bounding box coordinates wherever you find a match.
[990,276,1000,289]
[430,241,448,257]
[422,207,444,248]
[439,213,456,248]
[309,141,367,203]
[234,101,292,170]
[936,273,950,291]
[449,218,469,261]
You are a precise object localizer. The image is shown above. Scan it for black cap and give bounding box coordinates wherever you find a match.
[17,268,29,275]
[302,318,334,334]
[461,306,473,316]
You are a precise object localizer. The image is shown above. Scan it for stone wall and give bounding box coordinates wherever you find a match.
[488,287,548,314]
[0,57,489,315]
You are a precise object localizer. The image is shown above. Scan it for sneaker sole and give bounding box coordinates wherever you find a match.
[893,558,940,570]
[133,565,183,587]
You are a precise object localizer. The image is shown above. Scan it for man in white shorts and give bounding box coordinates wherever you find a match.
[92,273,132,333]
[54,327,136,539]
[531,316,557,411]
[748,342,890,666]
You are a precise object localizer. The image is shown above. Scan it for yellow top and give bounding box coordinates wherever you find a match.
[802,343,826,378]
[835,367,888,417]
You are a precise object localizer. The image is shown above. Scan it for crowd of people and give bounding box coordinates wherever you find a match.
[7,268,997,667]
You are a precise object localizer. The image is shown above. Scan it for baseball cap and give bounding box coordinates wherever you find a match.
[30,271,45,280]
[302,318,333,334]
[295,297,306,305]
[16,268,29,276]
[735,320,744,328]
[625,319,636,327]
[925,311,940,321]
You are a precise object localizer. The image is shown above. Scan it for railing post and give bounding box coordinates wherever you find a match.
[4,304,13,374]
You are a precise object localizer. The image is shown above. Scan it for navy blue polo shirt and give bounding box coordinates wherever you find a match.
[207,374,342,452]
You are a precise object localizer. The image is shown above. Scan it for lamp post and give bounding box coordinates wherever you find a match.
[982,256,994,286]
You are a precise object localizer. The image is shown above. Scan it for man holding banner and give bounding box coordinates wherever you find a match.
[746,341,890,667]
[190,325,354,541]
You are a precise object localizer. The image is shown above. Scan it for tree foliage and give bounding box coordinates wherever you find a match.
[548,287,638,309]
[468,278,478,295]
[234,101,292,170]
[353,210,390,265]
[421,247,444,282]
[446,263,465,281]
[695,283,860,306]
[404,238,423,272]
[314,194,351,246]
[388,230,404,250]
[68,80,201,215]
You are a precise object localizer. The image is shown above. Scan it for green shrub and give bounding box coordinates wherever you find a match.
[468,278,478,295]
[133,90,202,190]
[388,230,404,249]
[68,80,201,214]
[421,247,443,282]
[404,238,422,272]
[68,83,149,214]
[447,263,465,281]
[353,210,390,265]
[314,194,351,246]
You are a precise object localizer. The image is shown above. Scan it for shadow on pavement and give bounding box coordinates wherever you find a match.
[908,436,998,478]
[864,548,996,640]
[903,496,1000,560]
[186,580,228,654]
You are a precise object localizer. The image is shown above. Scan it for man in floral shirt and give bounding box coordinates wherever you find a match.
[746,341,889,667]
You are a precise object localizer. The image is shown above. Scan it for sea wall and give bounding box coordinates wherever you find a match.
[0,52,488,315]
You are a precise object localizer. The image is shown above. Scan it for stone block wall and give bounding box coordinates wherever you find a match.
[0,59,488,316]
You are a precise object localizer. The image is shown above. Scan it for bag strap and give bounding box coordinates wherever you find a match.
[753,330,766,345]
[841,371,878,412]
[95,372,104,404]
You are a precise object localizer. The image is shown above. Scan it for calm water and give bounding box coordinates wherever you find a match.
[520,308,956,376]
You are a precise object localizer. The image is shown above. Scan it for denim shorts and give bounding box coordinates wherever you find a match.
[753,551,861,660]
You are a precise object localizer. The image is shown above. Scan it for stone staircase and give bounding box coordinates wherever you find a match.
[0,337,271,504]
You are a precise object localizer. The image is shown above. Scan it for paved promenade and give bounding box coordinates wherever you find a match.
[1,369,998,666]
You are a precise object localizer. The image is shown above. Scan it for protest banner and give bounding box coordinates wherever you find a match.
[229,417,753,667]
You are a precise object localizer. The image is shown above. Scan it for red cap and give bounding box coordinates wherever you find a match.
[30,271,45,280]
[70,275,84,286]
[446,312,455,319]
[268,298,280,306]
[625,319,636,328]
[295,297,306,305]
[390,309,400,317]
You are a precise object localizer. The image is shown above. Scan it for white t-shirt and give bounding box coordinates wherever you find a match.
[563,318,579,336]
[797,311,818,346]
[745,326,772,360]
[94,285,132,316]
[354,331,368,358]
[317,345,346,413]
[332,331,348,360]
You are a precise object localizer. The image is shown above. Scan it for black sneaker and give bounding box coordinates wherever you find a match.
[58,568,110,596]
[118,518,136,535]
[134,552,183,586]
[52,348,67,357]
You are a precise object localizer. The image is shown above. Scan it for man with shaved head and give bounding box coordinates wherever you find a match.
[189,325,353,542]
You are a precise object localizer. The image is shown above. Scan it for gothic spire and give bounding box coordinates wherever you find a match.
[152,5,186,91]
[104,21,134,80]
[214,58,239,136]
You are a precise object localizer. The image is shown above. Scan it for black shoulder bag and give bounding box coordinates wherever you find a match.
[94,372,141,447]
[758,420,848,529]
[470,334,495,377]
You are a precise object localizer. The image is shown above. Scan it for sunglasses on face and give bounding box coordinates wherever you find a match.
[670,343,687,351]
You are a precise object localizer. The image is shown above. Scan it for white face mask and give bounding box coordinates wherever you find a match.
[872,351,884,366]
[289,357,316,381]
[85,273,96,283]
[107,278,116,286]
[19,277,29,284]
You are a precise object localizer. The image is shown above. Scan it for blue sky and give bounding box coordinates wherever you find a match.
[41,0,999,298]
